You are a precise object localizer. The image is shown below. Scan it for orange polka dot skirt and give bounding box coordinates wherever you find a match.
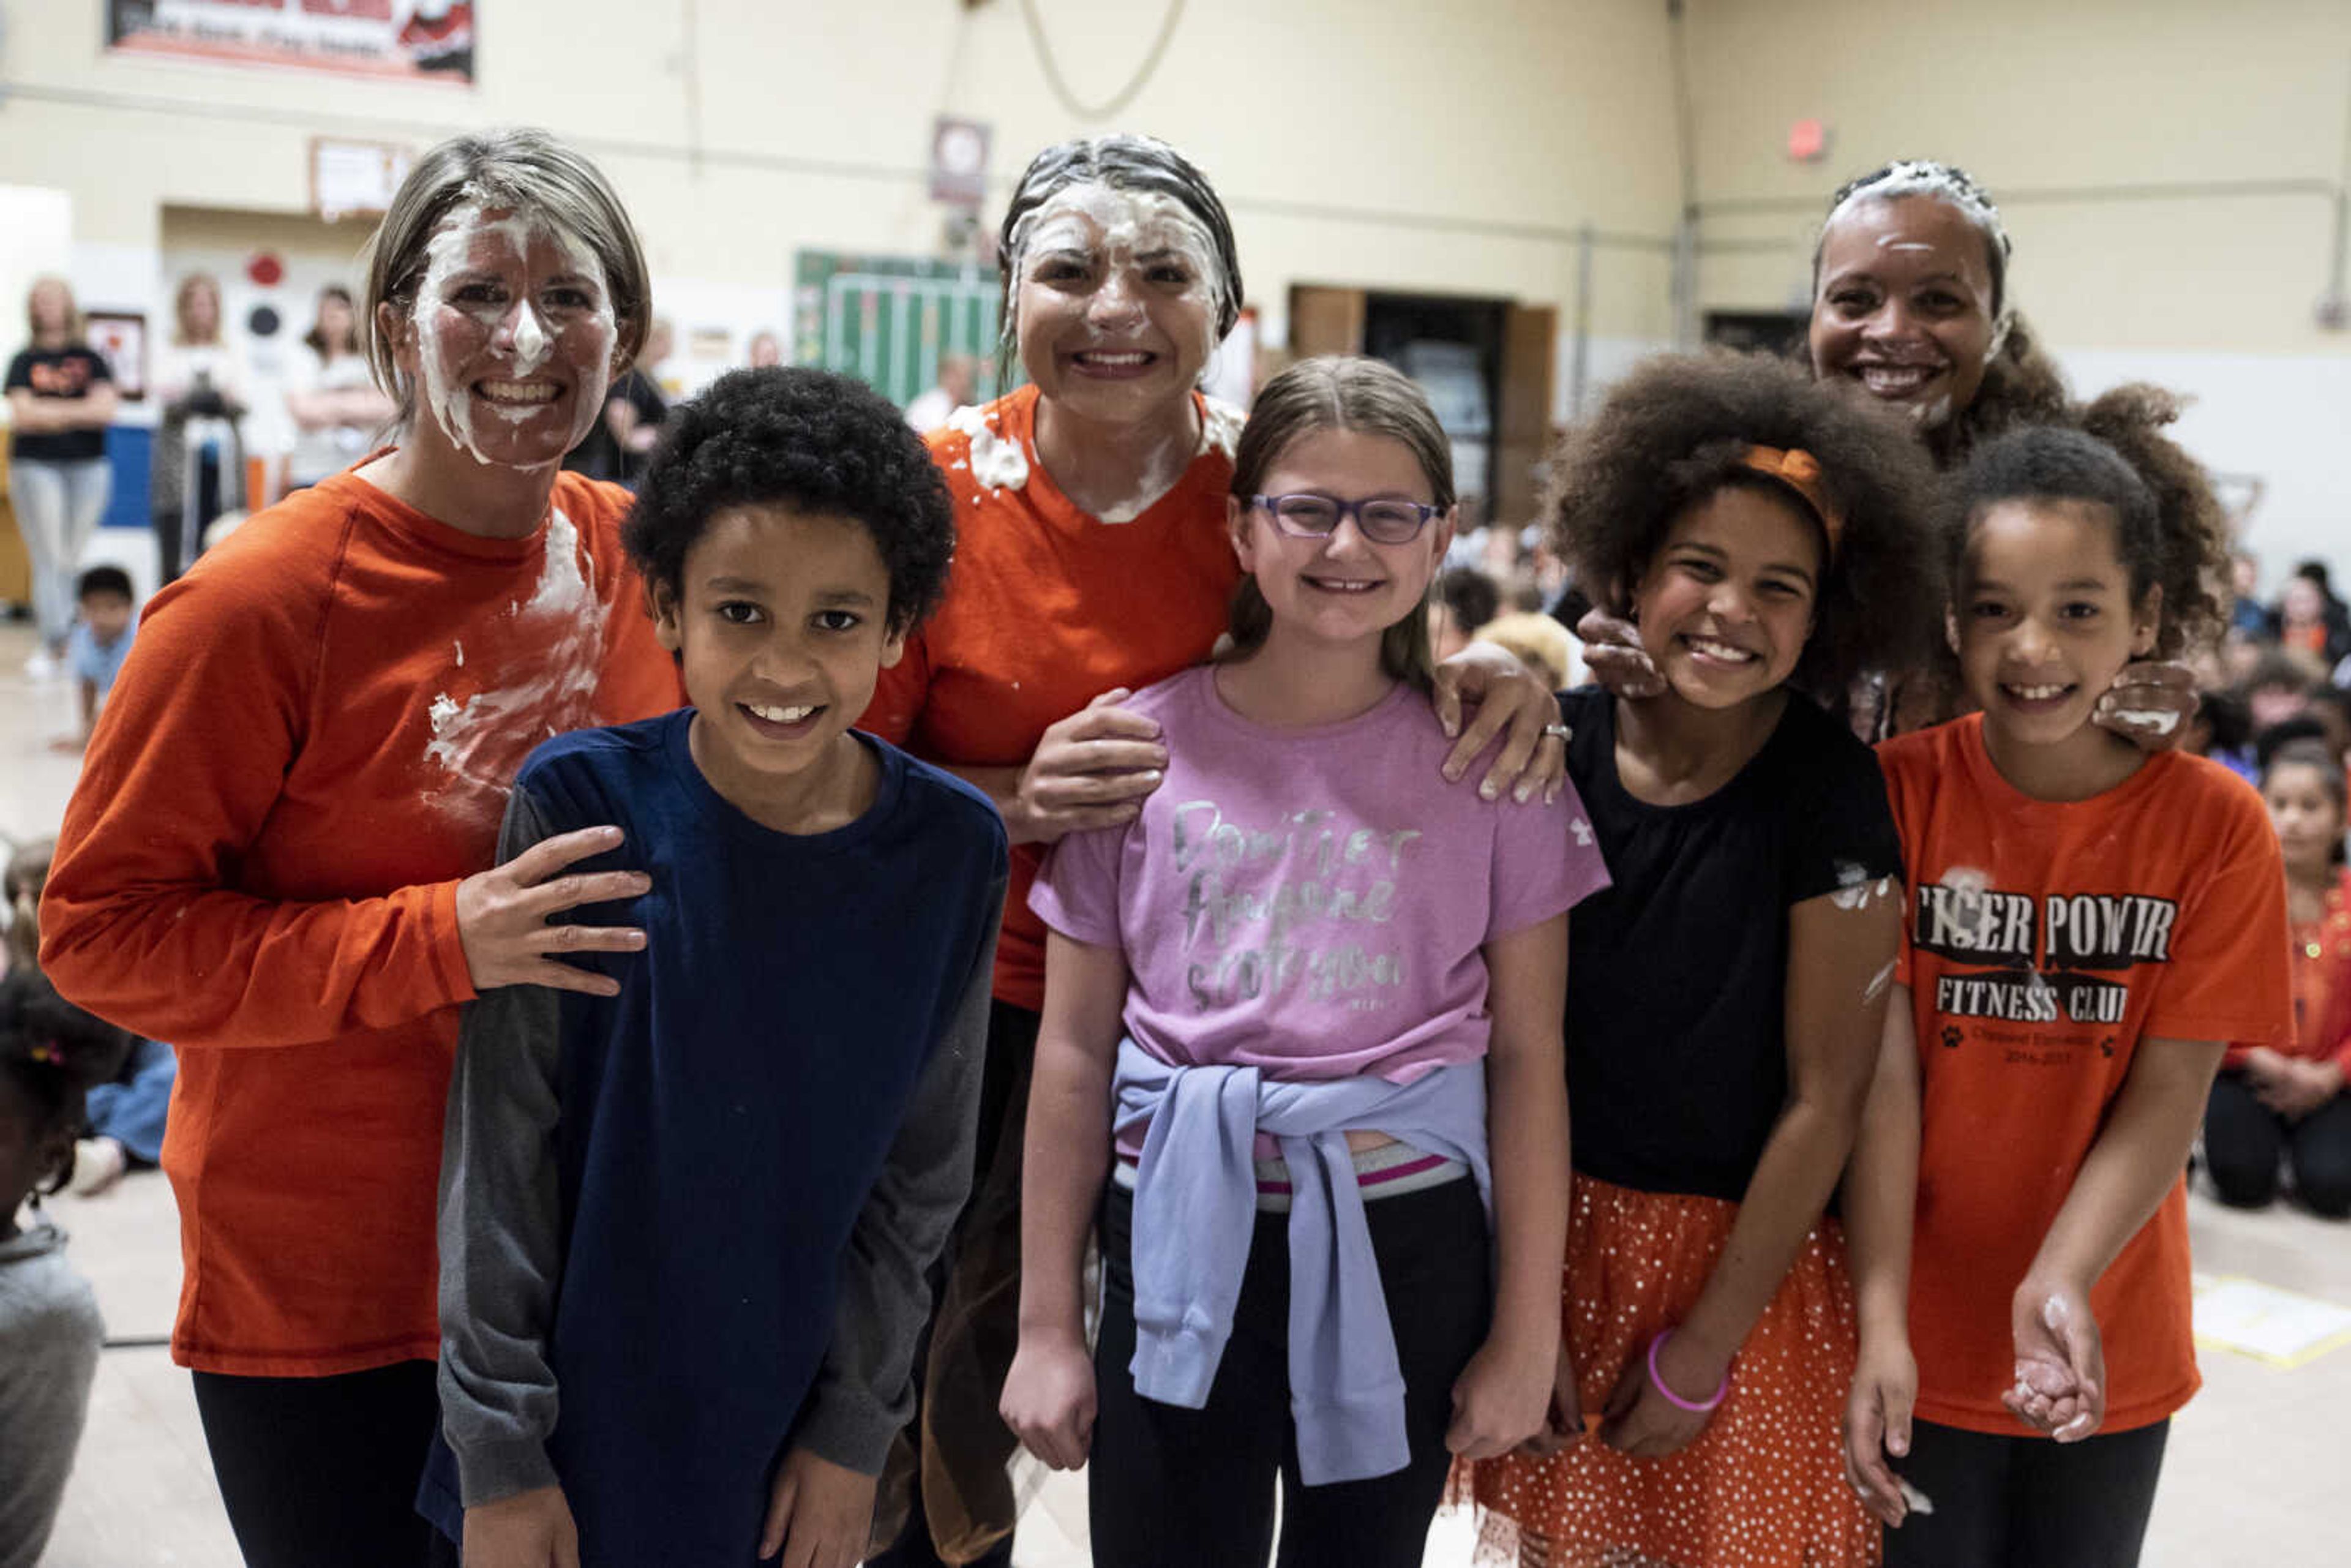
[1458,1174,1880,1567]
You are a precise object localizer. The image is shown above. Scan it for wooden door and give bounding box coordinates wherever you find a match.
[1287,285,1367,361]
[1494,304,1557,527]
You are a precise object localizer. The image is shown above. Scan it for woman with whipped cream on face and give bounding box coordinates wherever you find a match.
[39,128,678,1568]
[858,133,1572,1568]
[1585,160,2203,745]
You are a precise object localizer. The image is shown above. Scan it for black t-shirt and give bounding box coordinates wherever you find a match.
[5,347,113,463]
[1559,686,1903,1200]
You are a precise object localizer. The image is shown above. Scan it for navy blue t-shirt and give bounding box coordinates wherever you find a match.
[427,709,1007,1563]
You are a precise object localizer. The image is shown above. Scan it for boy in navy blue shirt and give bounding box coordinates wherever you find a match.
[431,369,1007,1568]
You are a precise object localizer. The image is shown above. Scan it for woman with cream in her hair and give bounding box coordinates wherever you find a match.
[39,127,677,1568]
[860,132,1571,1568]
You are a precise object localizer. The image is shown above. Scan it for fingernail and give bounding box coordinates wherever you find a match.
[1480,781,1499,800]
[1443,719,1460,738]
[1515,782,1533,803]
[624,931,647,948]
[1443,763,1463,782]
[599,827,623,841]
[1140,770,1163,783]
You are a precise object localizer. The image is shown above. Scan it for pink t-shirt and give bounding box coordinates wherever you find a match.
[1030,666,1609,1086]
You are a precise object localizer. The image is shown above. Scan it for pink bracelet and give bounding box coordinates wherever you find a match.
[1646,1330,1729,1414]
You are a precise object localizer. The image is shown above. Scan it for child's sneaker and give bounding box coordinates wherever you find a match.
[68,1136,128,1196]
[23,648,59,683]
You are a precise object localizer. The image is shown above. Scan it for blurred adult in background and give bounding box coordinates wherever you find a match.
[283,285,396,491]
[860,132,1565,1568]
[2229,551,2270,640]
[2276,560,2351,673]
[1430,563,1502,661]
[904,351,978,434]
[564,315,670,487]
[746,328,784,368]
[5,277,118,678]
[41,127,673,1568]
[151,272,248,583]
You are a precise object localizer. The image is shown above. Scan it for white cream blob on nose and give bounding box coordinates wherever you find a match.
[510,302,551,376]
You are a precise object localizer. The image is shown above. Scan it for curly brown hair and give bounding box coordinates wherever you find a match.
[1932,312,2072,467]
[1551,350,1943,700]
[2072,383,2230,658]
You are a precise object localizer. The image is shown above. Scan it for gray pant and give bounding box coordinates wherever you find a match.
[7,456,112,649]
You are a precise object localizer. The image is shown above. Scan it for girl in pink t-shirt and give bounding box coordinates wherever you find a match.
[1000,356,1609,1567]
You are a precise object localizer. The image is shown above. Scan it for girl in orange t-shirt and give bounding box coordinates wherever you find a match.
[2203,740,2351,1217]
[1852,425,2292,1568]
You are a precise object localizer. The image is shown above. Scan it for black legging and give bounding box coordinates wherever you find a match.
[191,1360,457,1568]
[1087,1176,1491,1568]
[2203,1068,2351,1217]
[1885,1417,2170,1568]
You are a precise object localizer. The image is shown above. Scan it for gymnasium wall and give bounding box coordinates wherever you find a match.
[1681,0,2351,576]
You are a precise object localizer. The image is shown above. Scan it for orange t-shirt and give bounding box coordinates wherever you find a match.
[859,384,1242,1012]
[41,468,679,1376]
[1878,715,2292,1435]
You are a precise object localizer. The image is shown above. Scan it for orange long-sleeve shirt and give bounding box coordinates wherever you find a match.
[40,467,678,1375]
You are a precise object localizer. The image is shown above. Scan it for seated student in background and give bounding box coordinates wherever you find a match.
[430,367,1007,1568]
[2204,740,2351,1217]
[0,970,130,1568]
[51,566,137,754]
[3,839,171,1198]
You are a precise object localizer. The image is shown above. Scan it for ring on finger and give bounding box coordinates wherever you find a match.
[1542,722,1570,743]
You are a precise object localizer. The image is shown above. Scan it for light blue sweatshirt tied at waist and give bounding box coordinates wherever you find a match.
[1112,1037,1493,1485]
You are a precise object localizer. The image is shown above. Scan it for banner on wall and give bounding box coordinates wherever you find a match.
[107,2,476,84]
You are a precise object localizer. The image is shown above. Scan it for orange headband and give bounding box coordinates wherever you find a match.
[1740,445,1845,560]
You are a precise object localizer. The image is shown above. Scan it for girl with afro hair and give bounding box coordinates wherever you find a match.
[1466,350,1940,1567]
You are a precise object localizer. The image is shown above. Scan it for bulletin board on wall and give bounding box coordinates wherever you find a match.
[791,253,1003,410]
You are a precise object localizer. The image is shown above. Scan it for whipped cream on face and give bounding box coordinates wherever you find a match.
[413,194,616,466]
[1827,160,2017,395]
[1005,179,1231,378]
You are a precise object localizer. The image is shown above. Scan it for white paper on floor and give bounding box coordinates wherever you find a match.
[2192,1273,2351,1368]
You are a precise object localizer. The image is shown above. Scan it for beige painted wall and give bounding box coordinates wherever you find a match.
[0,0,1685,353]
[1676,0,2351,567]
[1680,0,2351,354]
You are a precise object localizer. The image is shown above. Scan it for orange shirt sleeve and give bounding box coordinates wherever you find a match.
[860,625,931,748]
[2142,784,2293,1049]
[40,525,476,1050]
